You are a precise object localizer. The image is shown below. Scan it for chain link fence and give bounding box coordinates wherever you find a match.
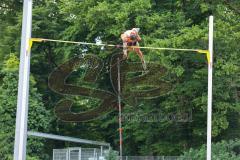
[53,147,107,160]
[53,148,190,160]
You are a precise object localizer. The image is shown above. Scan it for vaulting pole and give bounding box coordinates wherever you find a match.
[207,15,214,160]
[117,58,123,160]
[13,0,32,159]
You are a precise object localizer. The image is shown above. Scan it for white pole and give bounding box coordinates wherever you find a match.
[13,0,32,159]
[207,15,214,160]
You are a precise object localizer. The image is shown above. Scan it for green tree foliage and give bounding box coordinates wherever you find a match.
[180,139,240,160]
[0,55,50,159]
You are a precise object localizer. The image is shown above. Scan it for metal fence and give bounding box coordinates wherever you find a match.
[53,147,107,160]
[53,148,190,160]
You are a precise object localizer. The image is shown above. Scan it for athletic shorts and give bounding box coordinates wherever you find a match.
[127,42,137,46]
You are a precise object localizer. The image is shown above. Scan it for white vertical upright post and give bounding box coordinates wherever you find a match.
[13,0,32,160]
[207,15,214,160]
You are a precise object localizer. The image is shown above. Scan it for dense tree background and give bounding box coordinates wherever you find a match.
[0,0,239,159]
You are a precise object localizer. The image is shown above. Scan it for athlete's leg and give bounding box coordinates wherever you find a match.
[123,42,128,59]
[134,42,147,70]
[133,42,143,60]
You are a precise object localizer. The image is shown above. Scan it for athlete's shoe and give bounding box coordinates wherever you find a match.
[142,60,147,70]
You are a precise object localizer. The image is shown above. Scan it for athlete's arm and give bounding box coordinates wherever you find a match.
[136,34,141,41]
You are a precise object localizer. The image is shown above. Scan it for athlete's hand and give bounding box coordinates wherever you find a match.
[137,35,141,41]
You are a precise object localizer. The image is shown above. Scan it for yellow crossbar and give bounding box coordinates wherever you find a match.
[29,38,210,63]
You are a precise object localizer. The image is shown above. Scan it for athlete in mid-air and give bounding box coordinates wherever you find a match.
[121,28,146,70]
